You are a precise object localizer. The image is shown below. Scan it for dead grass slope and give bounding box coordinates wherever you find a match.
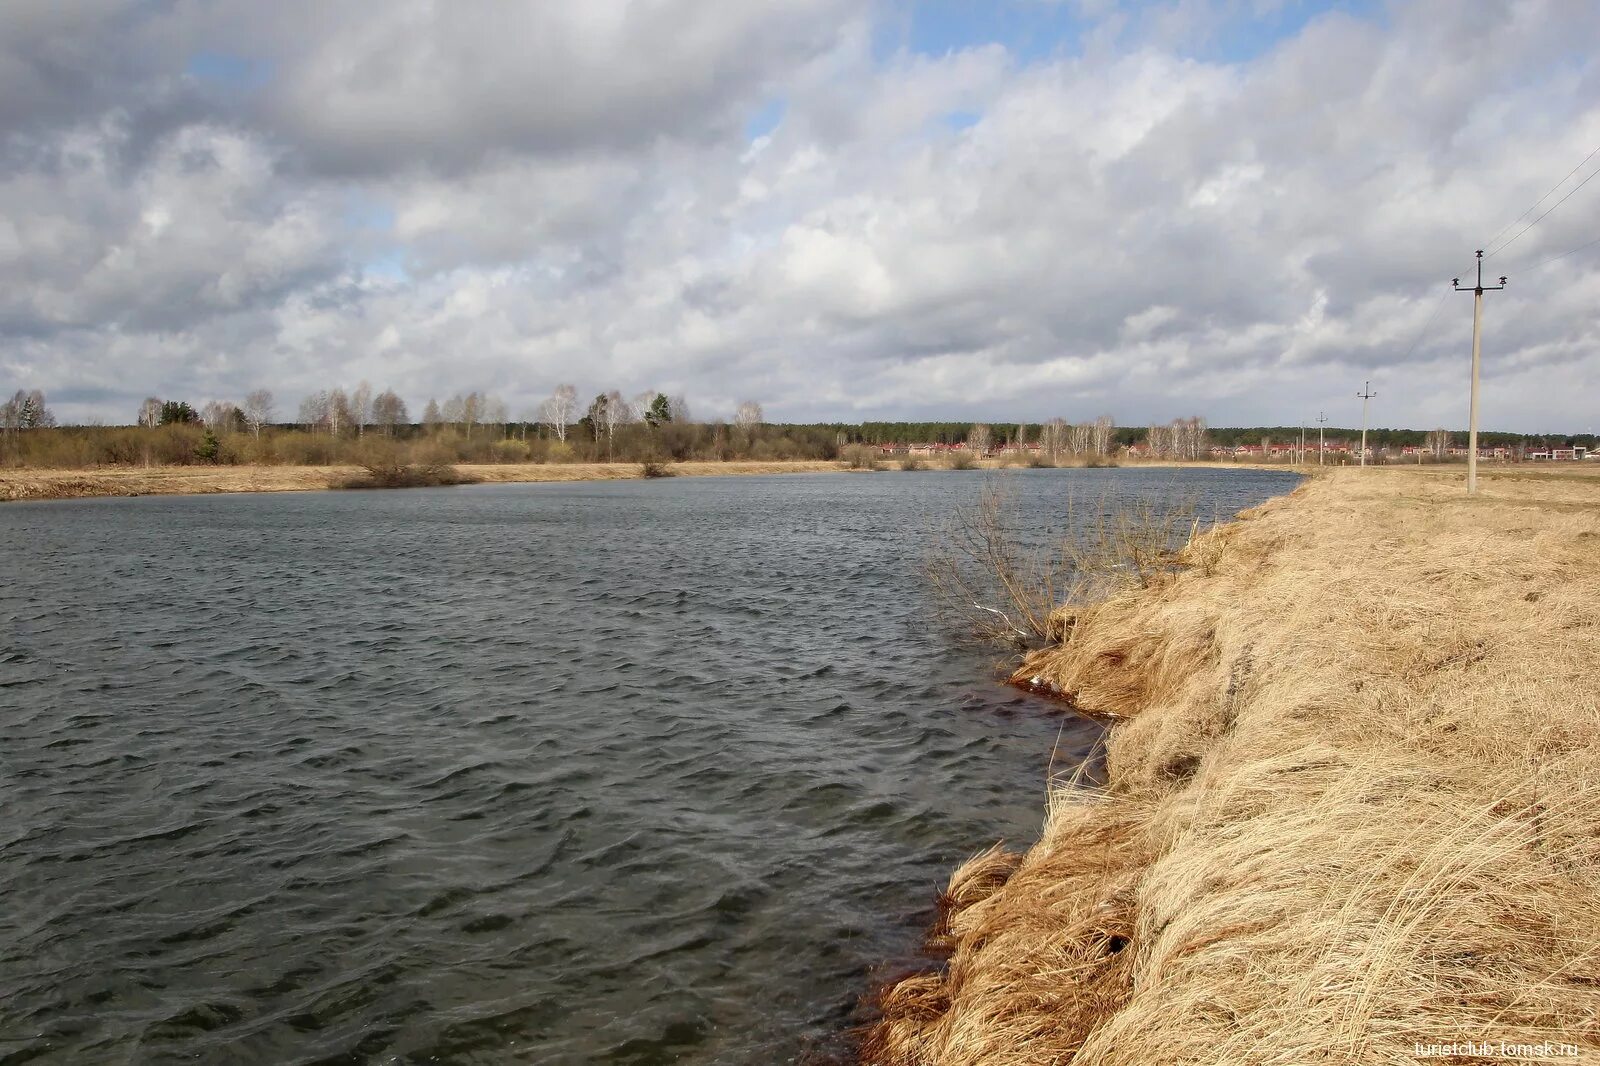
[864,467,1600,1065]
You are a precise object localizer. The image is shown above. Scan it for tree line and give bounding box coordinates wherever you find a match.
[2,383,1595,469]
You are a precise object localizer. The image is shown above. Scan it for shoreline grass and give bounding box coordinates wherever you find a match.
[0,456,1317,503]
[0,460,851,502]
[861,465,1600,1064]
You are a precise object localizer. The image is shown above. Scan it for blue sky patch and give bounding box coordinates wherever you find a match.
[746,98,788,141]
[185,50,273,89]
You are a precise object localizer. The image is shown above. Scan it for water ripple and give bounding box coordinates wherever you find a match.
[0,468,1296,1063]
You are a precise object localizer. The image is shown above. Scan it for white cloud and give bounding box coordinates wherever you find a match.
[3,0,1600,431]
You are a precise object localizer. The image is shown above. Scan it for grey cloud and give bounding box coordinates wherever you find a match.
[4,0,1600,433]
[248,0,860,175]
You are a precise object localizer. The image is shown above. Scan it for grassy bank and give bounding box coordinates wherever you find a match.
[0,460,857,501]
[864,466,1600,1064]
[0,455,1168,502]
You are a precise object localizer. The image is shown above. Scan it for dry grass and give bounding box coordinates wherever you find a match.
[0,459,847,501]
[864,466,1600,1065]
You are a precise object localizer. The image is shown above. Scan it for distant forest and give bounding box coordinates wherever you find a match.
[0,386,1593,469]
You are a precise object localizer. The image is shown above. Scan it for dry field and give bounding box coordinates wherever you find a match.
[0,460,851,501]
[865,465,1600,1065]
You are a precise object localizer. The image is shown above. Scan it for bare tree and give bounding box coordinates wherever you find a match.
[603,389,627,438]
[242,389,274,437]
[298,391,330,433]
[967,423,991,454]
[1092,415,1114,456]
[734,400,764,428]
[138,397,164,428]
[483,395,507,432]
[422,398,442,431]
[15,390,54,428]
[1145,422,1168,458]
[350,381,372,437]
[372,390,409,434]
[4,390,53,430]
[1426,428,1452,458]
[441,393,466,429]
[1176,416,1208,460]
[1071,422,1092,456]
[1042,417,1066,458]
[669,393,692,424]
[0,391,21,433]
[461,391,483,438]
[328,388,352,437]
[541,385,577,442]
[201,400,241,431]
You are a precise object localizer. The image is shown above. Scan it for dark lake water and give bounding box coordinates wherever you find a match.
[0,467,1297,1065]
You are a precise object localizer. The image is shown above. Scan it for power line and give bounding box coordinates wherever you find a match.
[1512,232,1600,272]
[1397,287,1452,363]
[1485,156,1600,259]
[1483,143,1600,251]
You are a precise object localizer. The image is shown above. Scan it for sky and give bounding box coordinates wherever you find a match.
[2,0,1598,432]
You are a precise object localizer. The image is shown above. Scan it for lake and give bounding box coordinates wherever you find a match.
[0,467,1297,1064]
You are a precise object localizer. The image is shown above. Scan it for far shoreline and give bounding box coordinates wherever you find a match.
[2,457,1537,504]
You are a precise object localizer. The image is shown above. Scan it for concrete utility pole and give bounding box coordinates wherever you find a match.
[1453,250,1507,495]
[1357,382,1377,468]
[1299,422,1306,466]
[1316,411,1328,465]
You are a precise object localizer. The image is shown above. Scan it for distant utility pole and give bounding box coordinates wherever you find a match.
[1299,422,1306,465]
[1357,382,1377,468]
[1453,250,1508,495]
[1316,411,1328,465]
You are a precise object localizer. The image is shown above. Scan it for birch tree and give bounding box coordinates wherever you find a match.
[201,400,240,431]
[967,423,991,454]
[243,390,274,437]
[734,401,763,428]
[1426,428,1451,458]
[298,391,330,433]
[138,397,163,428]
[327,388,352,437]
[540,384,577,442]
[1092,415,1114,456]
[0,391,21,433]
[441,394,465,428]
[372,390,408,434]
[1043,417,1066,458]
[483,396,507,432]
[20,390,52,428]
[603,389,627,444]
[350,381,372,437]
[1146,422,1169,458]
[4,390,52,430]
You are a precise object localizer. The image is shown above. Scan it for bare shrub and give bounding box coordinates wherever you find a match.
[842,444,882,470]
[899,456,927,471]
[947,450,977,470]
[640,460,674,478]
[336,440,476,489]
[923,479,1200,651]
